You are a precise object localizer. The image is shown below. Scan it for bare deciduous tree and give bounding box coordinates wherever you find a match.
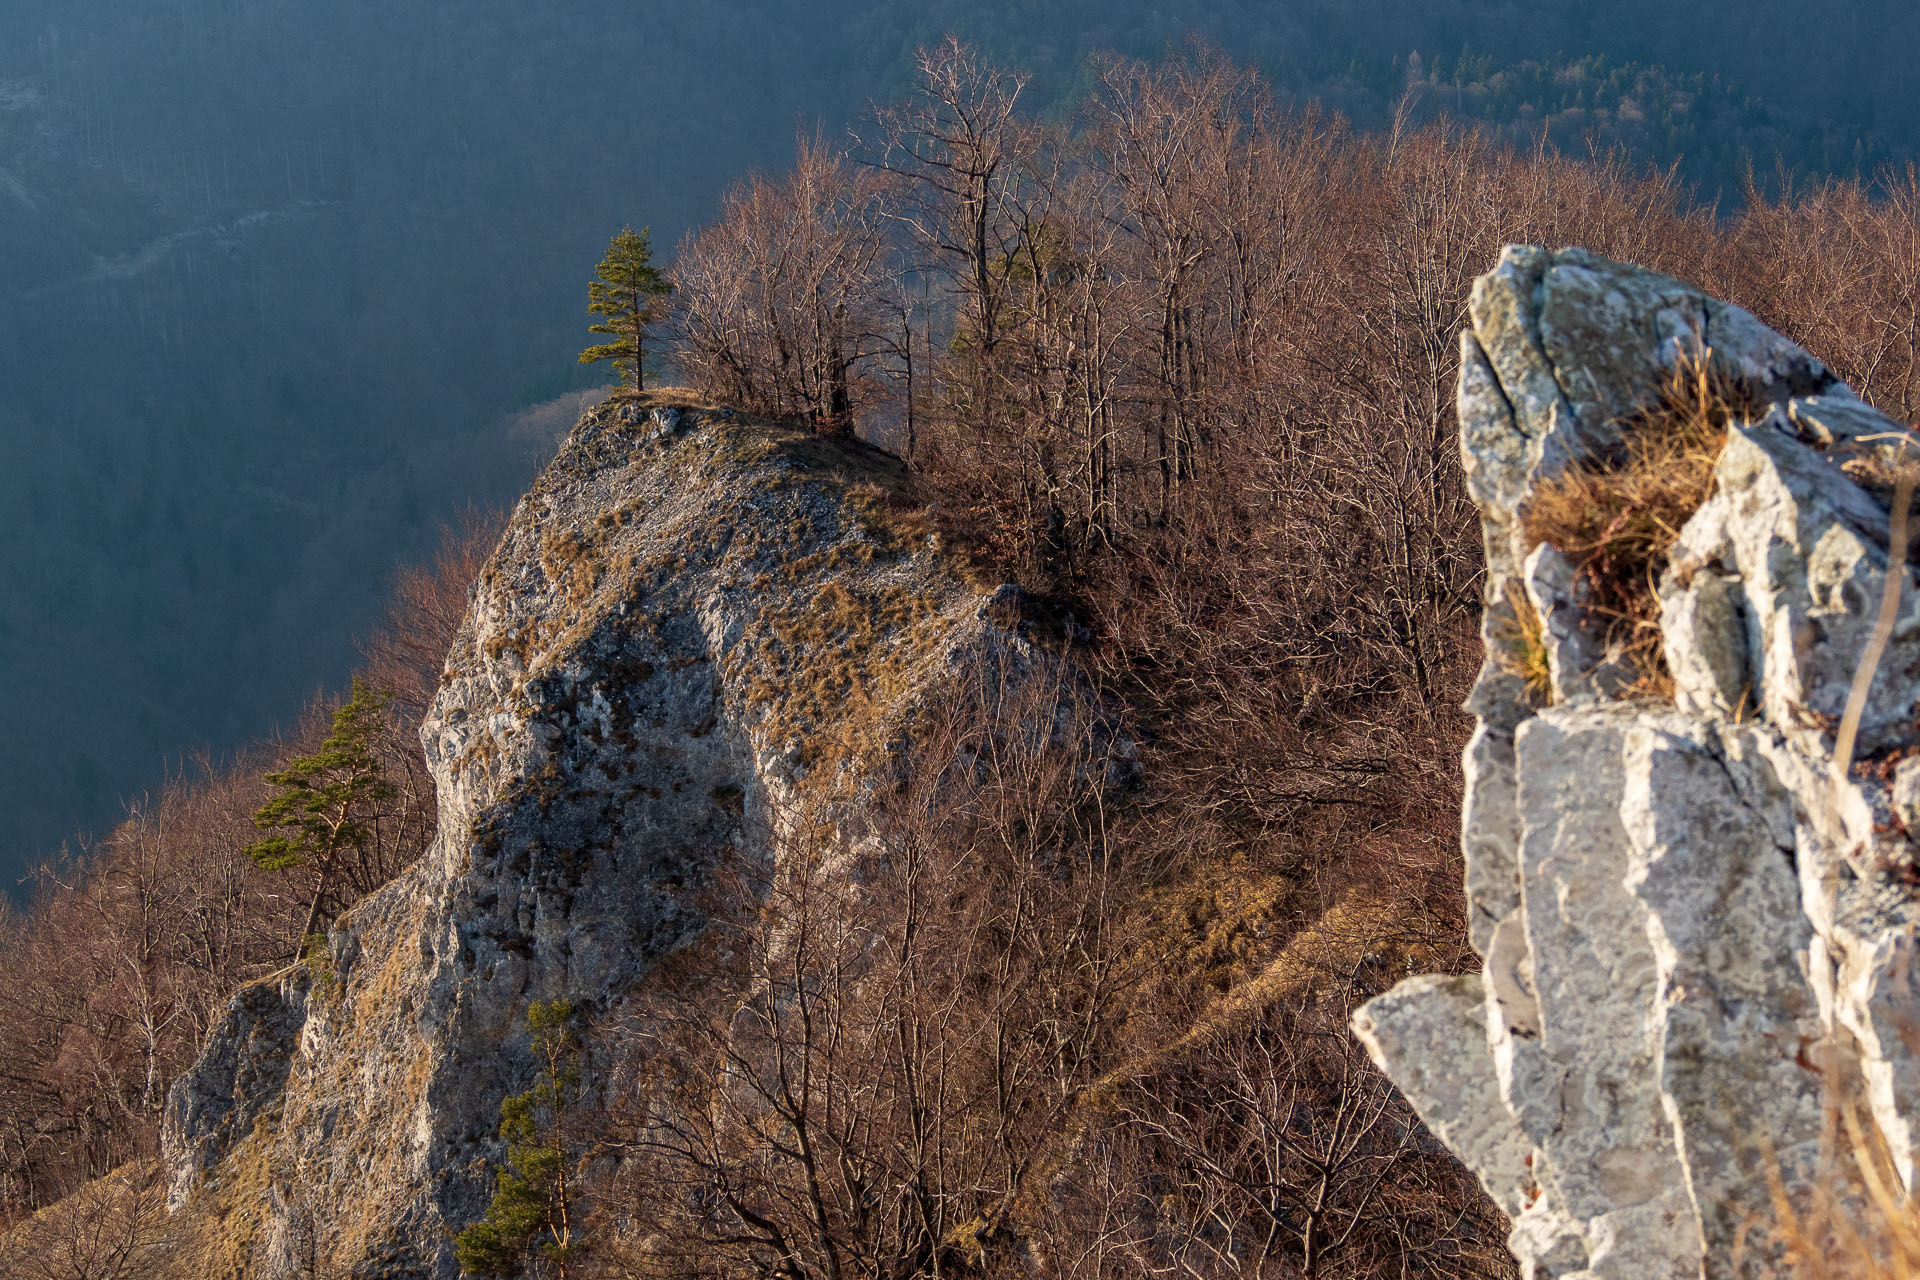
[0,1163,173,1280]
[590,670,1146,1280]
[873,37,1039,438]
[673,137,894,432]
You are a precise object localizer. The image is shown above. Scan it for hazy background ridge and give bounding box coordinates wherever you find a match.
[1,0,1911,880]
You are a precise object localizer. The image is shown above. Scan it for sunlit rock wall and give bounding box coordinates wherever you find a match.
[1354,247,1920,1279]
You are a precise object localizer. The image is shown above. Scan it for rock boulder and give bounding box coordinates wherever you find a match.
[1355,247,1920,1279]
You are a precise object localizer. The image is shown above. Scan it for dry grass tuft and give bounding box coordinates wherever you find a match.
[1764,1047,1920,1279]
[1520,350,1758,695]
[1493,581,1554,705]
[611,383,737,413]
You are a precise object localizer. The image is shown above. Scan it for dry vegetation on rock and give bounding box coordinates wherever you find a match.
[1518,351,1754,695]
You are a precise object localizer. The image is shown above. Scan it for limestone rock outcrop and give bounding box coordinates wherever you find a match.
[161,400,1040,1278]
[1353,247,1920,1278]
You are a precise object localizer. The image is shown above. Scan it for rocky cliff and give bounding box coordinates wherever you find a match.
[159,398,1041,1278]
[1353,248,1920,1277]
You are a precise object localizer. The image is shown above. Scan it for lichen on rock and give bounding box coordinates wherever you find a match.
[160,396,1049,1278]
[1353,247,1920,1278]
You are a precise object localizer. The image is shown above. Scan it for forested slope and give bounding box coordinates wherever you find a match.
[2,0,1913,875]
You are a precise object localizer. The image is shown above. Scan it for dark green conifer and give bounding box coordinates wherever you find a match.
[456,1000,583,1278]
[246,677,394,955]
[579,226,673,394]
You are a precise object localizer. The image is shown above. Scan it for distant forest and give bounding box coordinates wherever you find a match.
[2,0,1916,873]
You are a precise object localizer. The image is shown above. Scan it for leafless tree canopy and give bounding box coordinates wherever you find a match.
[661,41,1920,856]
[672,137,895,433]
[625,39,1920,1278]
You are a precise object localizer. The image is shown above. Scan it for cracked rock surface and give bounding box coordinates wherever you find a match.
[160,400,1039,1278]
[1353,246,1920,1278]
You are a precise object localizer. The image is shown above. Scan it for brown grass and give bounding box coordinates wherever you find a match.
[1520,350,1757,696]
[1493,581,1554,706]
[1764,1043,1920,1279]
[616,384,737,413]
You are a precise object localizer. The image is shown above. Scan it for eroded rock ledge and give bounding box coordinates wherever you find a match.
[1353,247,1920,1279]
[161,399,1041,1278]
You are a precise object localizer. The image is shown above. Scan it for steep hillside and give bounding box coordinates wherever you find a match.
[155,395,1031,1277]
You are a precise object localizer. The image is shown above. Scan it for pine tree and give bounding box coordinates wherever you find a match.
[579,226,673,395]
[246,677,395,956]
[456,1000,584,1278]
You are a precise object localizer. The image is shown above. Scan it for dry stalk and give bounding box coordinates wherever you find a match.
[1780,426,1920,1279]
[1765,1047,1920,1279]
[1832,432,1920,788]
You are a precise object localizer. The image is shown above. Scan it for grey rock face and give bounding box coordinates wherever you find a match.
[162,402,1029,1277]
[1353,247,1920,1278]
[162,971,311,1207]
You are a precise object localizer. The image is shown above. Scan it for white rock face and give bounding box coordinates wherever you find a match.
[161,402,1051,1278]
[1353,247,1920,1278]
